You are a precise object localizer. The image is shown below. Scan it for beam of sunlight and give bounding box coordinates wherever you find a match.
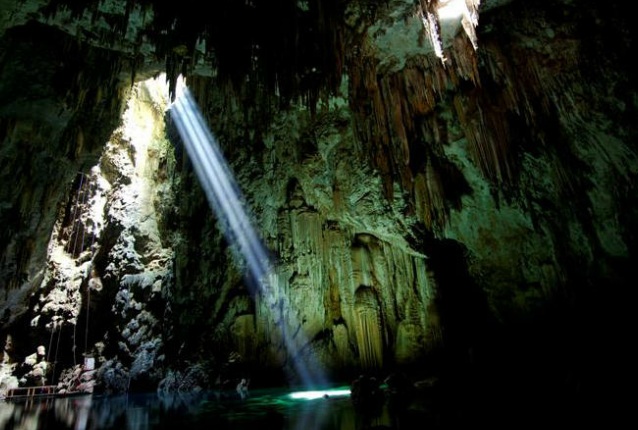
[172,91,270,286]
[169,78,328,390]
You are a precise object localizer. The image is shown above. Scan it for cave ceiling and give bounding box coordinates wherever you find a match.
[1,0,515,102]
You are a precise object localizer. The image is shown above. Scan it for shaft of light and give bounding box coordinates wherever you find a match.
[169,86,327,389]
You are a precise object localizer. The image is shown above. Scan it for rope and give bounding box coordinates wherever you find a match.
[52,322,62,386]
[67,173,84,255]
[77,178,91,257]
[46,320,55,363]
[84,285,90,355]
[72,319,77,367]
[70,174,87,258]
[88,182,98,257]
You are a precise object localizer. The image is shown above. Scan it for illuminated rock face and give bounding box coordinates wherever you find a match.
[0,0,636,396]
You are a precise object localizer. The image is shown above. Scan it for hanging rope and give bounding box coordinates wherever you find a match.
[46,319,56,363]
[88,181,98,258]
[76,178,92,258]
[52,321,63,386]
[67,173,85,255]
[70,174,89,258]
[84,284,90,355]
[89,226,97,256]
[73,319,77,367]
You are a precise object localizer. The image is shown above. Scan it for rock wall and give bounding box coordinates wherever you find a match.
[0,21,130,349]
[170,0,637,392]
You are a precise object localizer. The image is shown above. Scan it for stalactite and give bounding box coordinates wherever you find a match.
[515,54,574,131]
[441,37,526,188]
[324,266,343,323]
[401,68,435,117]
[379,77,414,194]
[417,0,444,61]
[354,286,383,370]
[462,0,481,46]
[454,92,516,185]
[381,78,409,164]
[448,35,590,190]
[370,86,396,199]
[346,8,490,209]
[413,157,449,232]
[270,202,438,370]
[447,33,481,86]
[479,41,533,124]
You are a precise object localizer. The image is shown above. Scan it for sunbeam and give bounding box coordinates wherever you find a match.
[169,77,328,390]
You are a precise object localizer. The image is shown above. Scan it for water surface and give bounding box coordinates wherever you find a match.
[0,386,441,430]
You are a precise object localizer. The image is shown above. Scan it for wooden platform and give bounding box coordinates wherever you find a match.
[5,385,57,401]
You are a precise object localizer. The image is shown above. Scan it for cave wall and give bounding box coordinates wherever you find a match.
[0,0,635,398]
[0,21,130,325]
[171,0,637,389]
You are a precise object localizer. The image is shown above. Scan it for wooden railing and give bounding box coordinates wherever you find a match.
[5,385,57,401]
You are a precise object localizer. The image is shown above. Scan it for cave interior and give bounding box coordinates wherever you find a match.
[0,0,636,426]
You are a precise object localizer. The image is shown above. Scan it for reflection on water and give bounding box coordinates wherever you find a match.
[0,386,440,430]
